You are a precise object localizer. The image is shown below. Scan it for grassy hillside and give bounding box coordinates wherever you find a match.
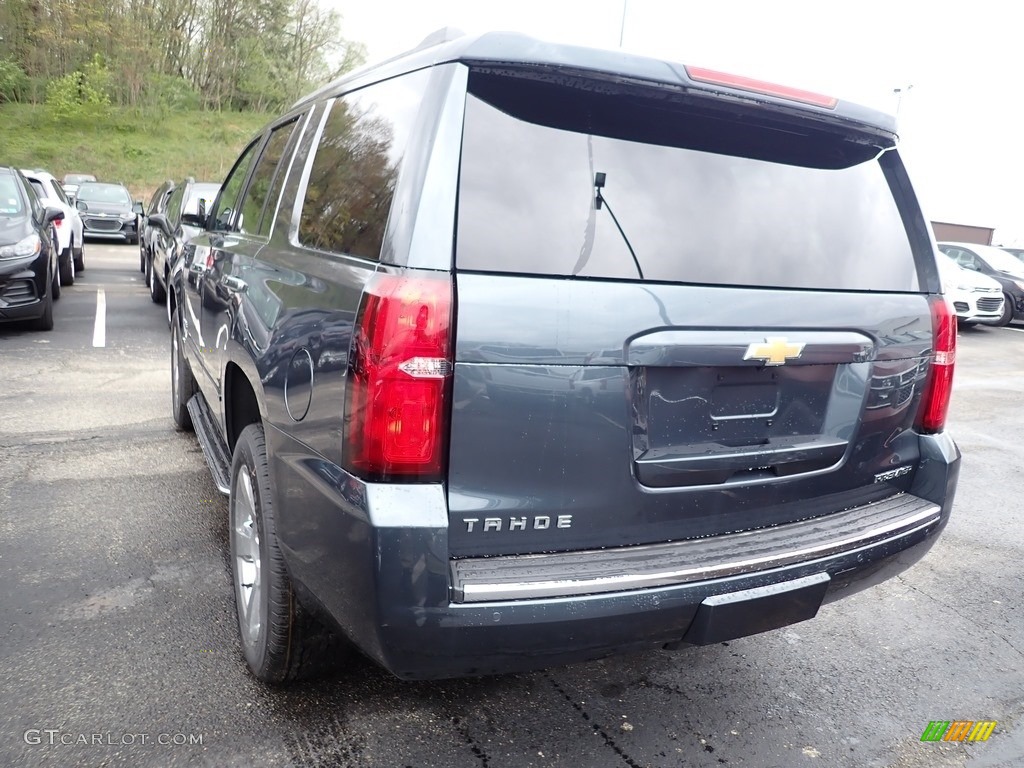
[0,103,269,202]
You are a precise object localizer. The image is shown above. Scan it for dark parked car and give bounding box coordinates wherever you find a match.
[171,31,959,683]
[75,181,143,244]
[148,178,219,322]
[998,246,1024,263]
[0,166,65,330]
[937,242,1024,325]
[140,179,175,275]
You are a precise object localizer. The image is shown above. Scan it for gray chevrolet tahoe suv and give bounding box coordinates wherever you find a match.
[170,30,960,683]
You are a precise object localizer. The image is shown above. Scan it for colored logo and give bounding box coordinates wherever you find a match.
[743,337,805,366]
[921,721,997,742]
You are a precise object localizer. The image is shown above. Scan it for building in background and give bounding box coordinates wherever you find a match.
[931,221,994,246]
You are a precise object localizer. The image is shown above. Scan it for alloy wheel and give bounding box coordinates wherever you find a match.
[232,470,263,649]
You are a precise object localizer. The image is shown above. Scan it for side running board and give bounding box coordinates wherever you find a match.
[186,394,231,496]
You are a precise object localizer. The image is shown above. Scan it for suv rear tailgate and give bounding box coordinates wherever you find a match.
[447,275,933,557]
[446,66,937,560]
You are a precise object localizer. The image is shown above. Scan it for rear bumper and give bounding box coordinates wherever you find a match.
[269,427,959,681]
[373,503,948,679]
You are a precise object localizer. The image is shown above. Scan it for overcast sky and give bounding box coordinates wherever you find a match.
[329,0,1024,244]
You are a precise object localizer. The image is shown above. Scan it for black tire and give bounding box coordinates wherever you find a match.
[230,423,342,683]
[150,265,166,304]
[32,273,54,331]
[140,241,146,273]
[170,310,196,431]
[144,256,151,288]
[73,238,84,272]
[58,246,75,286]
[999,293,1014,327]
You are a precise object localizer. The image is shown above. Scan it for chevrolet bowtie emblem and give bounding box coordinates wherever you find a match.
[743,337,805,366]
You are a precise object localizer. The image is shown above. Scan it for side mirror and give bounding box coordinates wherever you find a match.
[76,200,88,211]
[133,201,144,216]
[43,206,65,225]
[148,213,172,236]
[181,212,206,229]
[217,208,233,230]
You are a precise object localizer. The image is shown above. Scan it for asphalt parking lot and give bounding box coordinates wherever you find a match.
[1,243,1022,768]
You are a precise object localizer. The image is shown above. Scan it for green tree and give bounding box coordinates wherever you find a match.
[0,59,30,103]
[45,54,112,120]
[0,0,363,112]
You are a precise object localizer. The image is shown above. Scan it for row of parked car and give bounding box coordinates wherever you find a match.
[136,177,220,324]
[937,241,1024,327]
[0,166,92,330]
[0,165,209,331]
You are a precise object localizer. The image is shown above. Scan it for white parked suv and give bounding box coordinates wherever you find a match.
[937,253,1003,325]
[22,169,85,286]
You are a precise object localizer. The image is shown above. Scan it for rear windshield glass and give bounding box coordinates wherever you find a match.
[457,73,920,292]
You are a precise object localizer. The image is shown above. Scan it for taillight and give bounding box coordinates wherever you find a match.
[684,65,839,109]
[53,218,62,227]
[915,297,956,433]
[343,272,453,481]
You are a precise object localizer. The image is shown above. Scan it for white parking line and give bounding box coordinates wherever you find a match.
[92,289,106,348]
[1000,325,1024,334]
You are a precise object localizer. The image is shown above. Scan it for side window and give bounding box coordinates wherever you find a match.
[957,250,977,270]
[272,104,322,241]
[213,139,262,232]
[298,69,430,259]
[148,184,166,212]
[159,187,175,213]
[256,118,303,237]
[50,181,70,206]
[237,118,300,237]
[165,186,185,226]
[24,177,41,218]
[941,247,966,267]
[28,180,46,200]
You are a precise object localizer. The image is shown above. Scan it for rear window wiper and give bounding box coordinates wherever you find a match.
[594,171,644,279]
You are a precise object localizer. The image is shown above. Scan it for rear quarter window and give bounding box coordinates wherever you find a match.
[298,69,431,260]
[457,73,921,292]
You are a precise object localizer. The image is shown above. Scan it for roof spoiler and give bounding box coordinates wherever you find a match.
[289,26,467,110]
[414,27,466,52]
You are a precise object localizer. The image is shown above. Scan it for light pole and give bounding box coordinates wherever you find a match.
[893,84,913,117]
[619,0,628,48]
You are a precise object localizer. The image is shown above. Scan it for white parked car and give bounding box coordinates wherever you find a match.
[937,253,1004,325]
[61,172,96,203]
[22,169,85,285]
